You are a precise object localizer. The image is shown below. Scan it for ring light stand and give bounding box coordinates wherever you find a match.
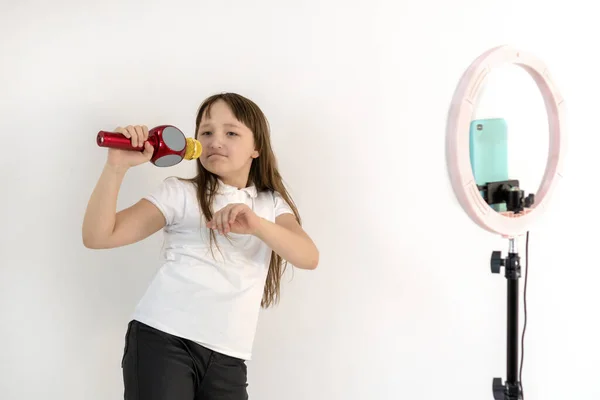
[446,45,566,400]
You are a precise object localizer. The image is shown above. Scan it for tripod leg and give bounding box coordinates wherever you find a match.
[505,268,521,399]
[491,244,522,400]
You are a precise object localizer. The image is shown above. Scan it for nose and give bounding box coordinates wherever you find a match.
[206,133,223,149]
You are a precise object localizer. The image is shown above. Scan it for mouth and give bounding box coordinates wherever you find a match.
[207,153,227,158]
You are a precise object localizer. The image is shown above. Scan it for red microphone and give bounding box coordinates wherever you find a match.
[96,125,202,167]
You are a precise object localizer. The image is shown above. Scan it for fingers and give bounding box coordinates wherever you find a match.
[207,204,250,235]
[134,125,145,147]
[132,125,143,148]
[228,206,243,227]
[124,125,136,147]
[142,141,154,160]
[116,126,129,138]
[139,125,150,157]
[207,209,222,234]
[210,210,223,234]
[121,125,148,148]
[208,205,236,234]
[218,206,230,234]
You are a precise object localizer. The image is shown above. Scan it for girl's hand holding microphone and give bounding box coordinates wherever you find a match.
[106,125,154,170]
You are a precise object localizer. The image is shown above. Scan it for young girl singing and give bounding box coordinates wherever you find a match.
[82,92,319,400]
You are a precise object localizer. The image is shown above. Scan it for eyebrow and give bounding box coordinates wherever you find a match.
[198,122,243,130]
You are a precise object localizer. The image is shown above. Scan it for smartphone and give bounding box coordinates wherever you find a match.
[469,118,509,211]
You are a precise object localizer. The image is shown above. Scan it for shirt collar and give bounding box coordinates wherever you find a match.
[217,179,258,198]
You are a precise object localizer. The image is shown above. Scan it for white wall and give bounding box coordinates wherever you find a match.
[1,1,598,399]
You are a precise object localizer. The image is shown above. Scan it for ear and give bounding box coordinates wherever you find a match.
[251,149,259,158]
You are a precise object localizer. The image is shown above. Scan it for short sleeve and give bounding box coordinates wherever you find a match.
[144,177,185,227]
[273,191,294,218]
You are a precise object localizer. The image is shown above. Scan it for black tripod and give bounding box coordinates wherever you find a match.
[491,240,522,400]
[477,179,533,400]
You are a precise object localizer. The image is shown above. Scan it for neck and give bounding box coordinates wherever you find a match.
[216,161,253,189]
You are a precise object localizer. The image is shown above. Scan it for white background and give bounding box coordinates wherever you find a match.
[1,1,598,399]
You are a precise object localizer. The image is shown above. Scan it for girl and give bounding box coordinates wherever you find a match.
[82,93,319,400]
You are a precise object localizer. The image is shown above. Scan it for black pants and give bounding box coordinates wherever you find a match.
[122,320,248,400]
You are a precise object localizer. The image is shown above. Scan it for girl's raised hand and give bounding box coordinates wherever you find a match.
[207,203,261,235]
[106,125,154,169]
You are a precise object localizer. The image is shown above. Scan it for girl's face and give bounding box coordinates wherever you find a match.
[197,100,259,187]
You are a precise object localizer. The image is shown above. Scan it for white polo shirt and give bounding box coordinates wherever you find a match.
[130,176,293,360]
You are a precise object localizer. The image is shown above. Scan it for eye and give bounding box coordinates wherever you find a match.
[227,131,238,136]
[200,131,211,136]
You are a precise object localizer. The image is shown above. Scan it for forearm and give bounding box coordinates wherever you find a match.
[253,218,319,270]
[82,163,127,247]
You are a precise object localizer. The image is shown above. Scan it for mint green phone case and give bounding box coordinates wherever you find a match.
[469,118,509,211]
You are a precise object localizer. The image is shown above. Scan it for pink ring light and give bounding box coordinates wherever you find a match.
[446,45,566,238]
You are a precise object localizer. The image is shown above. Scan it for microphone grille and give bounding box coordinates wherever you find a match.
[184,138,202,160]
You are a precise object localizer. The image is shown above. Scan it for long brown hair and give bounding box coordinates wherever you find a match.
[182,93,300,308]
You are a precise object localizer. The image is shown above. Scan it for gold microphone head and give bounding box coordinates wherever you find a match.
[184,138,202,160]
